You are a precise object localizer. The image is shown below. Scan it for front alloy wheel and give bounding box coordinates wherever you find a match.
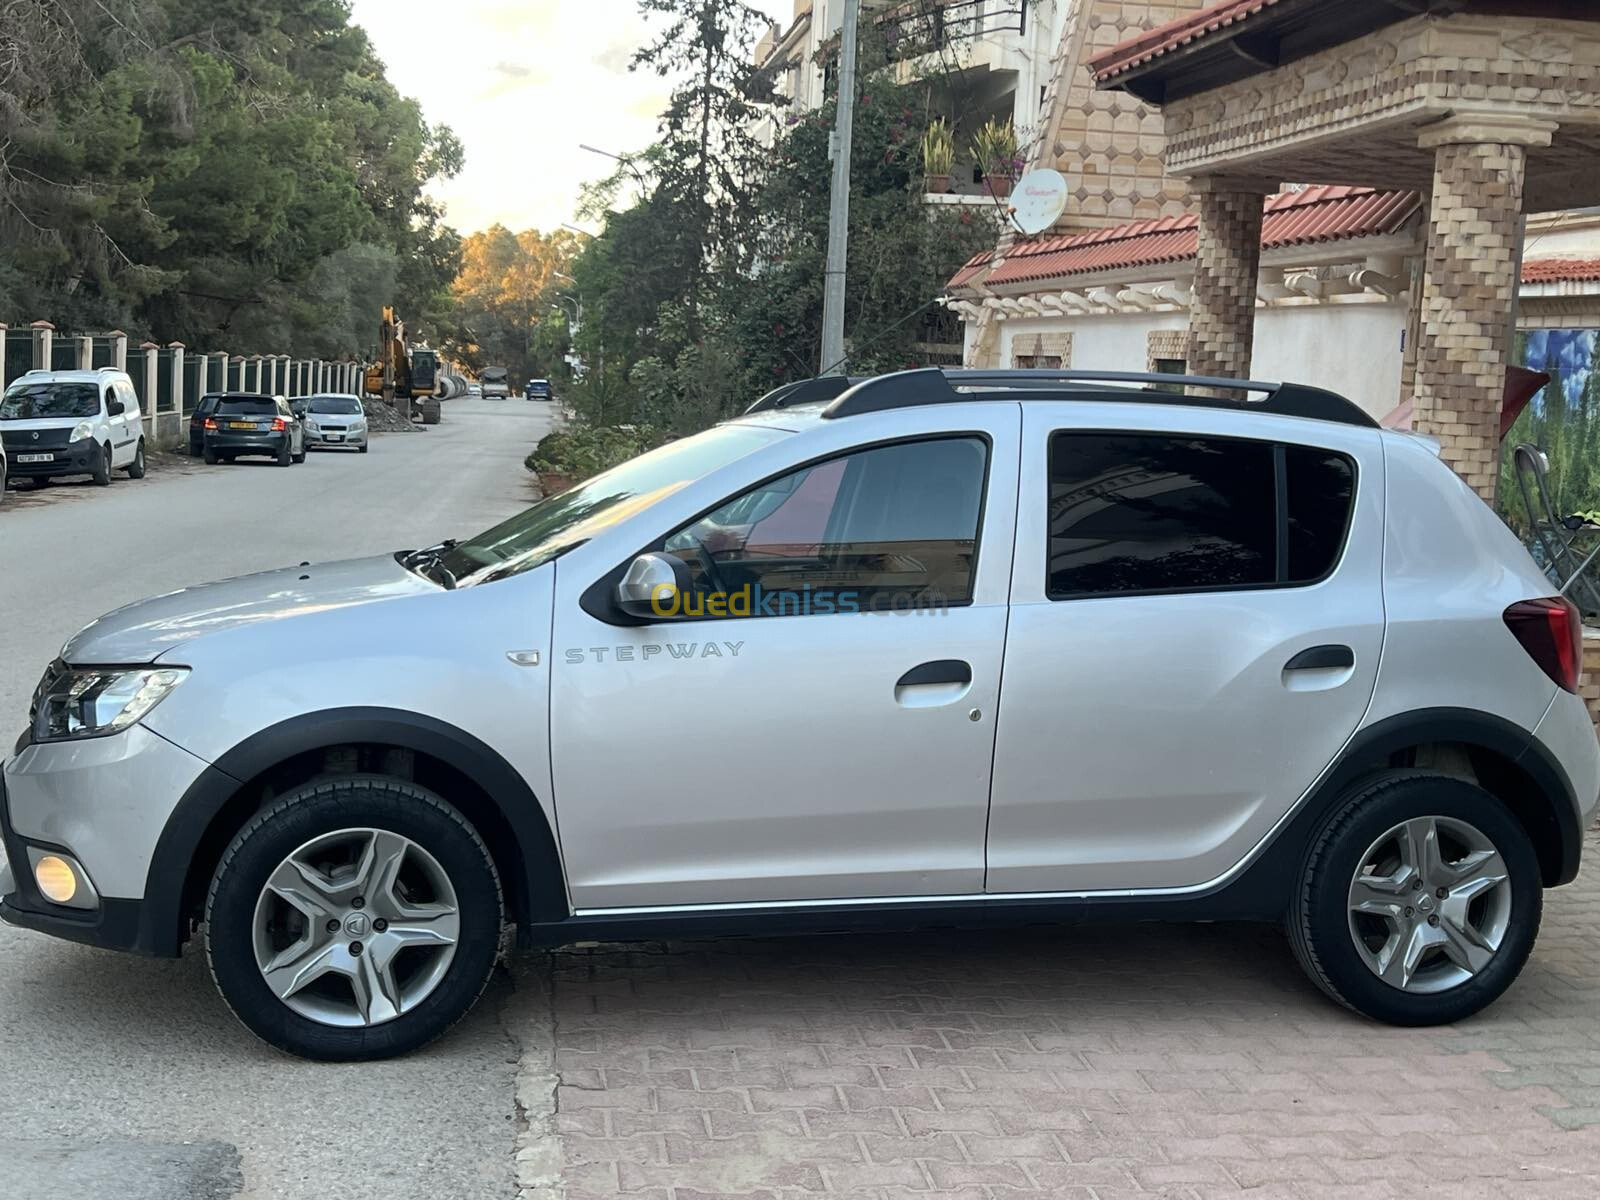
[206,776,502,1060]
[252,828,461,1027]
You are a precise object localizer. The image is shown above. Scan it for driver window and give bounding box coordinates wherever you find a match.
[663,436,987,615]
[104,386,117,413]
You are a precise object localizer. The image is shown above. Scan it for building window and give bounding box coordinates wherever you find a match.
[1015,355,1063,370]
[1046,432,1356,600]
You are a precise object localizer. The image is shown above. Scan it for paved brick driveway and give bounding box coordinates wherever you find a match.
[520,830,1600,1199]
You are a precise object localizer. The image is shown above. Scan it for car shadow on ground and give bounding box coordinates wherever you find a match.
[9,935,512,1063]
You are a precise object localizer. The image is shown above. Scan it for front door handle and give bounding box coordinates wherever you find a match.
[897,660,973,688]
[1284,644,1354,671]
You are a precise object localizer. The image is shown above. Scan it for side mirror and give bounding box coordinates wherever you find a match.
[107,398,125,416]
[615,552,692,620]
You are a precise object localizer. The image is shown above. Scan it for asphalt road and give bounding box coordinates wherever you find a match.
[0,397,560,1200]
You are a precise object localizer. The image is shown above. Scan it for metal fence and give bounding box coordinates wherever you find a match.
[1,322,364,445]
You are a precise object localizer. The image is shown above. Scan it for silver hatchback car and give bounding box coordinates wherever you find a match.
[4,368,1597,1060]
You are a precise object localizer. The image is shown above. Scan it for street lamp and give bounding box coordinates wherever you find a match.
[579,144,650,192]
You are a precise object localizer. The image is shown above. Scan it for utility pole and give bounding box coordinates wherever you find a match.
[819,0,861,377]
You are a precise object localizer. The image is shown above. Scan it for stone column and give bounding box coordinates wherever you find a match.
[141,343,160,433]
[1185,176,1277,384]
[76,335,94,369]
[31,321,54,370]
[1412,115,1555,500]
[169,343,186,417]
[0,324,7,391]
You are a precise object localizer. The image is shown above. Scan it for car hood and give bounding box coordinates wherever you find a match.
[1,417,91,434]
[62,554,436,664]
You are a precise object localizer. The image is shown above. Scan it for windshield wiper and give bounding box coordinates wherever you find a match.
[397,540,459,590]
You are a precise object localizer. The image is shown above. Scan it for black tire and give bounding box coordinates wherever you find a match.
[292,444,307,464]
[202,446,218,465]
[205,776,504,1061]
[127,440,146,479]
[276,443,292,467]
[1288,772,1541,1026]
[91,443,113,486]
[358,443,369,454]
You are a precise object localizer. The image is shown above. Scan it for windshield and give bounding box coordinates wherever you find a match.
[309,396,362,414]
[218,398,277,415]
[0,382,101,420]
[438,423,785,585]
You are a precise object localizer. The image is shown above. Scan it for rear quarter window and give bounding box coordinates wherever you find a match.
[1047,431,1356,600]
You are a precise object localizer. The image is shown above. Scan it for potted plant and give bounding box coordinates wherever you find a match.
[922,118,955,194]
[972,117,1019,198]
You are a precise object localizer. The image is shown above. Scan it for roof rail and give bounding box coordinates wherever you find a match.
[744,375,860,414]
[819,368,1377,429]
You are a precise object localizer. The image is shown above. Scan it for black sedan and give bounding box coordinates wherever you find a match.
[202,395,306,466]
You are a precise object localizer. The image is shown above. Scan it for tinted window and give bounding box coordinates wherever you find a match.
[217,398,277,415]
[1286,446,1356,582]
[1047,433,1355,599]
[664,436,987,615]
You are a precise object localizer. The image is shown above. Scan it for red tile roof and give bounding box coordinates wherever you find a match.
[1088,0,1288,82]
[1523,258,1600,284]
[949,187,1420,291]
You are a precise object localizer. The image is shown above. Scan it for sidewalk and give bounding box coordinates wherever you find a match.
[513,829,1600,1199]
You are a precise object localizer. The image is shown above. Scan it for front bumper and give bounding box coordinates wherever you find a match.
[1,725,212,954]
[3,437,99,478]
[305,428,367,447]
[205,431,288,455]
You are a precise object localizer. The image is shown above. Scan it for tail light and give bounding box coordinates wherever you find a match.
[271,417,287,432]
[203,417,217,430]
[1504,597,1583,693]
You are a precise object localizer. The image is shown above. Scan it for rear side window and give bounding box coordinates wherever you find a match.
[1047,432,1355,600]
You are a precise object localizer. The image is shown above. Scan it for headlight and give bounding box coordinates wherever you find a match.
[30,662,189,743]
[304,420,320,432]
[70,421,94,442]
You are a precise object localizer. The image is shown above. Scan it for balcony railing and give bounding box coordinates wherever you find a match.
[880,0,1028,61]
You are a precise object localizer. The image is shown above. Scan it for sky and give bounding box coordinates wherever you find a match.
[348,0,793,237]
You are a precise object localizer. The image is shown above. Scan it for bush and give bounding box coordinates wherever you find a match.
[525,423,667,481]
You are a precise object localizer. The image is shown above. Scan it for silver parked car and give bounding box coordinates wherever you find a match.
[300,394,369,453]
[3,367,1597,1060]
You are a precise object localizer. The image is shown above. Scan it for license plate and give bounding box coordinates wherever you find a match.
[229,421,259,430]
[326,433,343,442]
[16,453,52,463]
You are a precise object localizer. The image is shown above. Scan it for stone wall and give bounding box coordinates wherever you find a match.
[1033,0,1204,229]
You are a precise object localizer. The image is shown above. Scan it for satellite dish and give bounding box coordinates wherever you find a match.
[1009,169,1068,236]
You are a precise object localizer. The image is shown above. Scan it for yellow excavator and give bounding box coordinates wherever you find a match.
[364,306,442,425]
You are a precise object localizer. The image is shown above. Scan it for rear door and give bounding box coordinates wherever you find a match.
[985,403,1386,895]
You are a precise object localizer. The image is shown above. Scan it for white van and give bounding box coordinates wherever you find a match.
[0,368,147,486]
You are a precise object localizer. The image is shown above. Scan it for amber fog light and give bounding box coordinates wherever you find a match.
[34,856,77,903]
[27,850,99,910]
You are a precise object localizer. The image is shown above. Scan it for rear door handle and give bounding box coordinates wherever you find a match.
[1284,645,1354,671]
[897,659,973,687]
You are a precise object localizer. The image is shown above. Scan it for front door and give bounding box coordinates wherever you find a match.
[550,415,1021,910]
[986,408,1386,894]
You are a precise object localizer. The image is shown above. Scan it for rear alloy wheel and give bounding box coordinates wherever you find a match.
[92,443,113,486]
[205,776,503,1060]
[1289,773,1541,1026]
[127,440,147,479]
